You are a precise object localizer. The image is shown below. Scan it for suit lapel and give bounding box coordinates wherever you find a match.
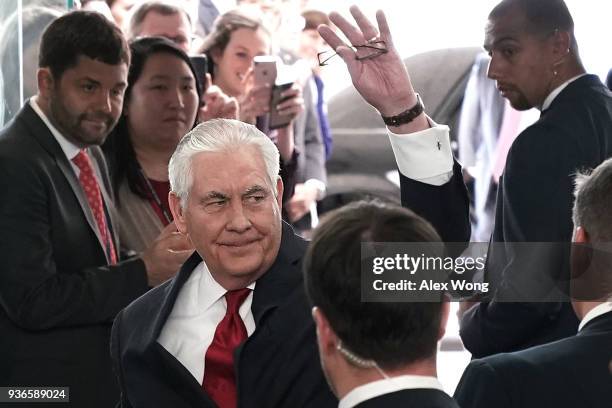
[138,252,216,407]
[17,104,111,260]
[250,222,304,328]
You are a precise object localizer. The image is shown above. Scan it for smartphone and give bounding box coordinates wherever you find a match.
[189,54,208,91]
[253,56,277,89]
[269,82,294,130]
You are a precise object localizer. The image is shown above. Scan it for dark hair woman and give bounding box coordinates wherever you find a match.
[103,36,201,253]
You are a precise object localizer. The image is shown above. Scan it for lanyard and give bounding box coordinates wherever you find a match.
[138,168,172,224]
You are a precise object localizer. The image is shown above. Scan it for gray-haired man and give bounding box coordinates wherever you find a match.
[110,119,335,408]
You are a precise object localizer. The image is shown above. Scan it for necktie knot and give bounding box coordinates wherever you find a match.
[225,288,251,315]
[72,149,92,172]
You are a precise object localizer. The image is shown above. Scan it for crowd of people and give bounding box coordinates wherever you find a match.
[0,0,611,407]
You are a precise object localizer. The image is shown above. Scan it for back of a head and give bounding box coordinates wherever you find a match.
[0,6,61,116]
[301,9,330,31]
[39,10,130,79]
[572,158,612,302]
[489,0,577,51]
[304,201,444,370]
[573,158,612,242]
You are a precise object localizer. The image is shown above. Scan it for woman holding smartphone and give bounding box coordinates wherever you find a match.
[103,37,200,254]
[198,10,304,208]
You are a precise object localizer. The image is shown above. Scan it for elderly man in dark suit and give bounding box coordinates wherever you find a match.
[454,157,612,408]
[0,11,189,408]
[319,0,612,358]
[111,119,336,408]
[305,201,459,408]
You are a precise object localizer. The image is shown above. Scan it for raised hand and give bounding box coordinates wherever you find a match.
[318,6,428,132]
[199,74,239,122]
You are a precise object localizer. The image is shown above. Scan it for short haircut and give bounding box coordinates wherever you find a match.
[126,1,192,40]
[304,201,444,370]
[198,9,269,58]
[102,36,202,203]
[573,158,612,241]
[301,9,330,31]
[168,119,280,208]
[489,0,577,50]
[0,6,61,117]
[38,10,129,79]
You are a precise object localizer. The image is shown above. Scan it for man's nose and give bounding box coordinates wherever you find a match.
[96,91,113,114]
[226,200,252,233]
[487,54,502,81]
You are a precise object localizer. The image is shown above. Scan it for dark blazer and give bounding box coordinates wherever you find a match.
[0,103,149,408]
[111,223,337,408]
[355,389,459,408]
[454,310,612,408]
[400,75,612,357]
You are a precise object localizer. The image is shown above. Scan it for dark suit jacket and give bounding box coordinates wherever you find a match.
[110,223,337,408]
[0,103,149,408]
[355,388,459,407]
[454,310,612,408]
[400,75,612,357]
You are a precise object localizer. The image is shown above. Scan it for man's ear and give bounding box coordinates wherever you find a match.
[312,307,338,355]
[550,29,571,63]
[438,297,451,341]
[169,192,188,234]
[37,67,54,99]
[573,226,590,244]
[275,176,284,209]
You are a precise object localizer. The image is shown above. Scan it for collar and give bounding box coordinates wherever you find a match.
[169,260,257,318]
[339,375,445,408]
[29,96,81,161]
[578,301,612,332]
[540,73,587,111]
[142,221,303,349]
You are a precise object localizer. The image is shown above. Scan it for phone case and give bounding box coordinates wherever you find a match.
[269,83,294,130]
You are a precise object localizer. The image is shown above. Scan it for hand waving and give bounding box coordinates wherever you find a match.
[318,6,428,131]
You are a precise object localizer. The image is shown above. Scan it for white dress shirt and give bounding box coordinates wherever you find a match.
[29,97,81,169]
[158,261,256,384]
[392,75,587,186]
[387,117,453,186]
[578,301,612,332]
[339,375,446,408]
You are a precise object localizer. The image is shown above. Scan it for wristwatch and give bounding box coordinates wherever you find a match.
[380,94,424,127]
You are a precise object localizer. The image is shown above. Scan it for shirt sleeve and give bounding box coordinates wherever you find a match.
[387,118,454,186]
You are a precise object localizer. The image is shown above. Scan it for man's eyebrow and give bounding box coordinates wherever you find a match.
[204,191,228,200]
[243,185,268,195]
[79,76,101,85]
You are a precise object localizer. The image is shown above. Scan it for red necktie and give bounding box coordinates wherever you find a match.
[72,150,117,264]
[203,288,251,408]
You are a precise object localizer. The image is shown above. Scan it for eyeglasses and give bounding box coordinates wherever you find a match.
[317,40,388,67]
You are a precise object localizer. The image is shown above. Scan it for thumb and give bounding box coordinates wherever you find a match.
[204,73,212,90]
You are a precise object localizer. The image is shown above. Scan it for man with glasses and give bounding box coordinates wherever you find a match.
[318,0,612,358]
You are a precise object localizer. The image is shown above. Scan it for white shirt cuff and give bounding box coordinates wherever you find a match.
[387,118,453,186]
